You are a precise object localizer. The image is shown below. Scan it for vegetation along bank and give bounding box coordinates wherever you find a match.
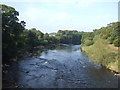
[1,4,120,74]
[81,22,120,74]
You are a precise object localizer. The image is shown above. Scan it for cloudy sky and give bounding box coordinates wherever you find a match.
[1,0,119,33]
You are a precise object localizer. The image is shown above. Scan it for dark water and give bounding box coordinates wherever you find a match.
[3,45,118,88]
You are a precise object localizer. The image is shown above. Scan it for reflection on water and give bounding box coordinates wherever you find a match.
[3,44,118,88]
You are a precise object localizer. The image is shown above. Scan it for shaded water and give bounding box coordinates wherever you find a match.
[3,45,118,88]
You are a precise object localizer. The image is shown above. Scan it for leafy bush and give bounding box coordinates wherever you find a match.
[113,39,120,47]
[102,33,110,39]
[84,40,94,46]
[107,37,114,44]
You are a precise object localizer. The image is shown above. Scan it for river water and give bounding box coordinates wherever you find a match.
[3,45,118,88]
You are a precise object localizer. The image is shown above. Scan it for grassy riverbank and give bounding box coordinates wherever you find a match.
[81,36,120,73]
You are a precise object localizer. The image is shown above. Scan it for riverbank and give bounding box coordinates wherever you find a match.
[81,38,120,76]
[3,44,68,65]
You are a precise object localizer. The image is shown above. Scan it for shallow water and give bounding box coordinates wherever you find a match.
[3,45,118,88]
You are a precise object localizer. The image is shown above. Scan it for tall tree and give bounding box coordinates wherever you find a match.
[1,4,26,62]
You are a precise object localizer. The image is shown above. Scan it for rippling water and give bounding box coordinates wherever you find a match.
[3,45,118,88]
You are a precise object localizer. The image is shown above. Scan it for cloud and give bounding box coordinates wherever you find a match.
[96,14,111,20]
[1,0,119,2]
[1,0,74,2]
[3,0,117,33]
[55,12,68,19]
[18,6,69,30]
[73,0,119,8]
[25,8,45,21]
[73,0,95,8]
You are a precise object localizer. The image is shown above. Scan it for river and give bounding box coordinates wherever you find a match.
[3,45,118,88]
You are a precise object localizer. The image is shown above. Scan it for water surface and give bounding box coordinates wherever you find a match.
[3,45,118,88]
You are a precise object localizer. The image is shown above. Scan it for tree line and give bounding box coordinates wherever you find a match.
[1,4,83,63]
[81,22,120,47]
[2,4,120,64]
[81,22,120,72]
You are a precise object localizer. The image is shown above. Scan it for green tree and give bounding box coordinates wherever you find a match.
[1,4,26,62]
[56,30,82,44]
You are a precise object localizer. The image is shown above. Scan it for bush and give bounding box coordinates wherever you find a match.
[85,40,94,46]
[43,40,49,45]
[107,37,114,44]
[102,33,110,39]
[113,39,120,47]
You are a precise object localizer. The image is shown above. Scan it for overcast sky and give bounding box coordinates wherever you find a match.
[1,0,119,33]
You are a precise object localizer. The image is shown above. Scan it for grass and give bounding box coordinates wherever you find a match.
[82,35,119,72]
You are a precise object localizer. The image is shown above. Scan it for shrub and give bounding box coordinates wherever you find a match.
[102,33,110,39]
[85,40,94,46]
[107,37,114,44]
[113,39,120,47]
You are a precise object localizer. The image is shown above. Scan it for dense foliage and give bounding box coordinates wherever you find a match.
[81,22,120,47]
[1,4,26,62]
[2,4,83,63]
[81,32,94,46]
[81,22,120,72]
[56,30,83,44]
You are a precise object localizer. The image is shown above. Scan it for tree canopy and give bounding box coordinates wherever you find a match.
[81,22,120,47]
[1,4,26,62]
[2,4,119,64]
